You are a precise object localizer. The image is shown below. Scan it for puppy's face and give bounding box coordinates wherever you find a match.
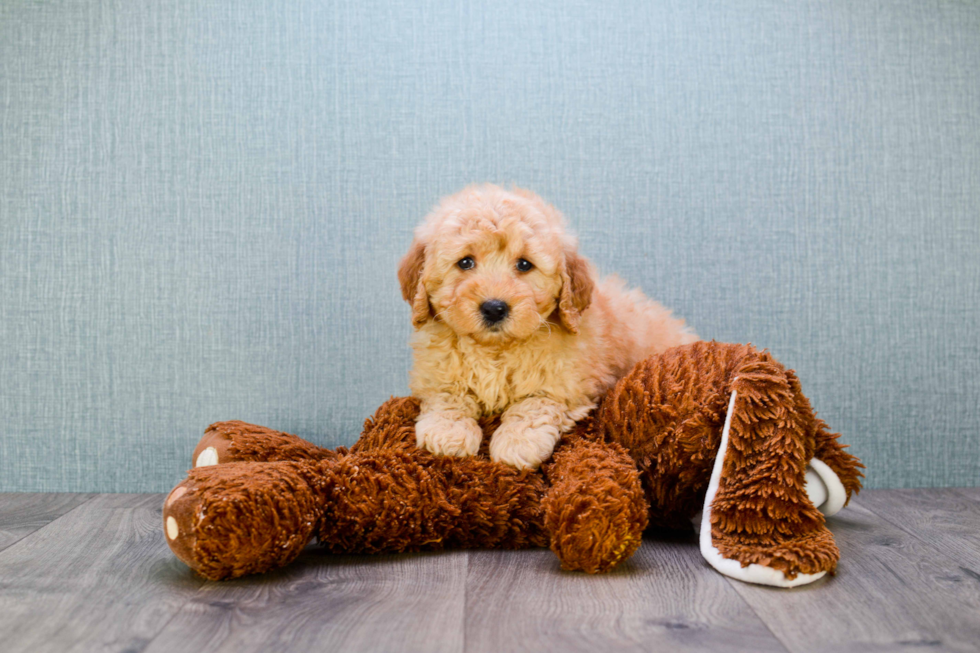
[399,186,594,344]
[427,214,562,343]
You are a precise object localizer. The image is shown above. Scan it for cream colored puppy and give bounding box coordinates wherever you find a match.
[398,185,697,470]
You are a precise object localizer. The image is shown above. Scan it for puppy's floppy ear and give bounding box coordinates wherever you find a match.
[398,239,431,328]
[556,248,596,333]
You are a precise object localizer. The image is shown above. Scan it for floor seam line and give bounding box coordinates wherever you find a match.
[0,493,99,556]
[722,576,795,653]
[461,550,469,653]
[138,589,206,653]
[852,495,980,572]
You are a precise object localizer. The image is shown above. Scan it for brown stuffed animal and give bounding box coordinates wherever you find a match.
[163,341,863,587]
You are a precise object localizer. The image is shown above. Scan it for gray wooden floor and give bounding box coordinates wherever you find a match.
[0,490,978,652]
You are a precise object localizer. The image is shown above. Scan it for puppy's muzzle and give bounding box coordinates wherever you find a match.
[480,299,510,326]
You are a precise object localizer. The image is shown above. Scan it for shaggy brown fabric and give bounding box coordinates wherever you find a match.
[163,340,863,582]
[597,341,863,579]
[166,409,554,580]
[596,342,755,530]
[542,438,648,573]
[317,449,550,554]
[193,419,338,465]
[352,397,423,453]
[165,461,327,580]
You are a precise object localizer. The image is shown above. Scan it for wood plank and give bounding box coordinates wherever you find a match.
[463,534,788,653]
[956,487,980,502]
[144,548,467,653]
[0,494,205,653]
[4,491,978,652]
[726,499,980,653]
[0,493,94,552]
[857,488,980,570]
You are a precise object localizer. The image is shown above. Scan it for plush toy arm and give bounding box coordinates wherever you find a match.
[191,420,336,468]
[541,436,648,573]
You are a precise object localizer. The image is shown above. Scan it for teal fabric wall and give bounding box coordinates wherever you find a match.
[2,0,978,492]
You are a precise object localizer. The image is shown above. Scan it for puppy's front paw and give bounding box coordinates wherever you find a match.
[415,411,483,457]
[490,421,561,470]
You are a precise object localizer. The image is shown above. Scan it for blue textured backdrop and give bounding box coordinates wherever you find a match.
[2,0,978,491]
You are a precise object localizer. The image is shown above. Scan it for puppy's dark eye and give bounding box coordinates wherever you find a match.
[457,257,475,270]
[516,258,534,273]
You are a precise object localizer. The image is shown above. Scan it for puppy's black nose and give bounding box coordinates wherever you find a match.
[480,299,510,325]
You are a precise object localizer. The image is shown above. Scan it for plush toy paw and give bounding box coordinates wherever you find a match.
[163,461,324,580]
[489,421,561,470]
[415,410,483,458]
[191,426,235,468]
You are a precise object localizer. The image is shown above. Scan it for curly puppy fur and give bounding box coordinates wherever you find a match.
[399,184,698,469]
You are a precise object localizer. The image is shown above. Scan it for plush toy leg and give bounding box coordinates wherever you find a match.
[700,375,842,588]
[165,448,552,580]
[191,420,337,468]
[191,398,427,469]
[542,439,648,573]
[163,460,331,580]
